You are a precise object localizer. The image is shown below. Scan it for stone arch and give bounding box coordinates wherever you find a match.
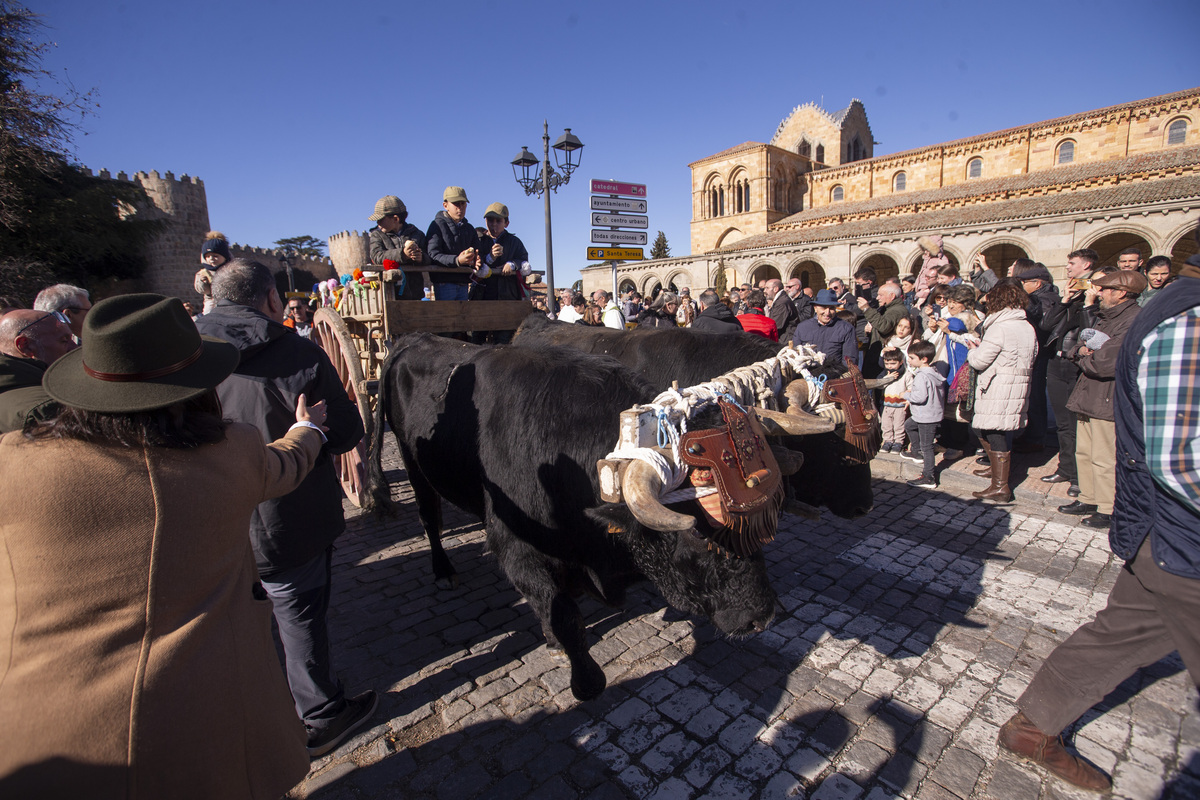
[1167,221,1198,274]
[642,276,663,298]
[853,249,901,284]
[714,227,745,249]
[787,258,826,290]
[749,262,781,285]
[965,236,1035,278]
[1079,226,1158,267]
[1165,115,1191,146]
[729,166,750,214]
[702,171,725,218]
[618,278,637,296]
[665,270,693,292]
[906,246,962,277]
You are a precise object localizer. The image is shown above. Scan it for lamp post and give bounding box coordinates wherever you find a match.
[511,122,584,316]
[277,247,296,293]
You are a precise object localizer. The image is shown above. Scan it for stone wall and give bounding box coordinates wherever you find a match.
[328,230,372,272]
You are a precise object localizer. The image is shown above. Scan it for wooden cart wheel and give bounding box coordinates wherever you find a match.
[313,307,372,507]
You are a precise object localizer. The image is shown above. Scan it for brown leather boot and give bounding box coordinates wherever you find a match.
[973,451,1013,502]
[999,711,1111,792]
[973,440,994,476]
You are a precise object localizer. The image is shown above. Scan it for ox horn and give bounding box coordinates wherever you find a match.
[770,445,804,476]
[622,459,695,532]
[755,407,836,436]
[863,374,898,390]
[817,405,848,425]
[783,378,809,412]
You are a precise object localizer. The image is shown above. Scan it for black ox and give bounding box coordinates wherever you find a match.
[366,333,830,700]
[513,314,879,520]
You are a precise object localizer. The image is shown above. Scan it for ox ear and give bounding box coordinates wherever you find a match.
[585,504,641,543]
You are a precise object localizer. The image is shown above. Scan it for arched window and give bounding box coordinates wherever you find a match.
[735,181,743,214]
[718,186,725,216]
[1057,140,1075,165]
[893,172,906,192]
[815,145,825,165]
[967,158,982,179]
[798,139,811,159]
[831,185,844,202]
[743,181,751,213]
[1168,118,1188,146]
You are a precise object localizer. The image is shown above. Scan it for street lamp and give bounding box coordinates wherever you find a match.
[278,247,296,293]
[510,122,584,316]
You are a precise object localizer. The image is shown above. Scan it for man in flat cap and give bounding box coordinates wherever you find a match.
[368,195,427,300]
[426,186,480,302]
[1058,268,1147,529]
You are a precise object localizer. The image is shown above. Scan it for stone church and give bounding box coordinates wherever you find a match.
[584,88,1200,297]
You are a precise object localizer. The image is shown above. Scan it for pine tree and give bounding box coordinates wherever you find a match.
[650,231,670,260]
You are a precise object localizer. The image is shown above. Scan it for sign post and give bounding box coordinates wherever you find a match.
[590,180,649,300]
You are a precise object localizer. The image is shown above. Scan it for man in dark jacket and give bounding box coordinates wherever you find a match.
[793,289,858,365]
[195,259,374,758]
[368,194,427,300]
[997,256,1200,795]
[0,309,76,433]
[1040,248,1099,494]
[784,277,815,324]
[1012,262,1061,453]
[858,282,907,378]
[691,289,743,333]
[425,186,480,301]
[765,279,800,343]
[1057,269,1146,529]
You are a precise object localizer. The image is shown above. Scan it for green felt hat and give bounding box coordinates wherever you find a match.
[44,293,239,413]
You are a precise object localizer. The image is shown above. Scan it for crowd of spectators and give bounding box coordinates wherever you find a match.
[2,215,1196,796]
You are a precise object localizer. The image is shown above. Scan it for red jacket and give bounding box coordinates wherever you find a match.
[736,311,778,341]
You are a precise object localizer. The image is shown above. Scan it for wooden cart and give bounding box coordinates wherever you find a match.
[310,267,539,505]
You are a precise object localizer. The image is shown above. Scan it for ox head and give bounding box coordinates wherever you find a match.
[776,359,881,519]
[588,498,778,638]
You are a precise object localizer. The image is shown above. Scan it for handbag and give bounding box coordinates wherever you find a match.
[947,362,972,404]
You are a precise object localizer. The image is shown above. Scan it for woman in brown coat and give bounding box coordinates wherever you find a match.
[0,294,328,800]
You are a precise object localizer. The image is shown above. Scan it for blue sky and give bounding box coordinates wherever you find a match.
[32,0,1198,289]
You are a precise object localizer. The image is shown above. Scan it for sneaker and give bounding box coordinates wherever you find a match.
[900,448,923,463]
[306,690,380,758]
[907,474,937,488]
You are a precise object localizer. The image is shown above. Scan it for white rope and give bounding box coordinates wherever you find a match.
[606,344,830,502]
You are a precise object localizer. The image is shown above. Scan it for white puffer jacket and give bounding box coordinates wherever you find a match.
[967,306,1038,431]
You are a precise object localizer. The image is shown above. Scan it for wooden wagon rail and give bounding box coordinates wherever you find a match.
[313,266,539,505]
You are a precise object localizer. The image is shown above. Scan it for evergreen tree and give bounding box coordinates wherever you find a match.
[274,235,327,258]
[712,259,728,297]
[650,230,670,260]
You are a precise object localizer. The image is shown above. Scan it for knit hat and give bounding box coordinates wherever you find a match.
[1017,264,1053,284]
[43,294,239,413]
[200,231,232,264]
[369,195,407,221]
[1091,269,1148,295]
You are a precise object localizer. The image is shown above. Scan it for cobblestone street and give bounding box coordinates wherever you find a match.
[291,438,1200,800]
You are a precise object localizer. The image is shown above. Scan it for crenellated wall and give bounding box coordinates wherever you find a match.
[328,230,372,272]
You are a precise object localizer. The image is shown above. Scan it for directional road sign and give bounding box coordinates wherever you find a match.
[591,229,648,245]
[590,196,648,213]
[587,248,644,261]
[591,213,648,229]
[590,179,647,198]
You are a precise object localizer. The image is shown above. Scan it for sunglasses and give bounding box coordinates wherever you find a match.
[15,310,70,338]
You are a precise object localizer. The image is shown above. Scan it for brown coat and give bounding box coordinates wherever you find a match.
[0,423,323,800]
[1066,297,1141,422]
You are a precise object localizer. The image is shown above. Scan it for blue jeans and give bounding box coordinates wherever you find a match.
[260,548,345,726]
[433,283,469,301]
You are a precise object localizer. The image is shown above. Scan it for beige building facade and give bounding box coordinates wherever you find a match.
[583,88,1200,298]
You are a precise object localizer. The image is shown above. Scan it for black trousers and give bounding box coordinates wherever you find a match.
[1046,356,1081,482]
[1016,351,1050,446]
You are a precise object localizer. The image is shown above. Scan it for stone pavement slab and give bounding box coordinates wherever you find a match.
[287,438,1199,799]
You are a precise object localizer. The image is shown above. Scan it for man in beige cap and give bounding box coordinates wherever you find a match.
[1058,267,1147,530]
[368,195,427,300]
[473,202,532,343]
[425,186,480,302]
